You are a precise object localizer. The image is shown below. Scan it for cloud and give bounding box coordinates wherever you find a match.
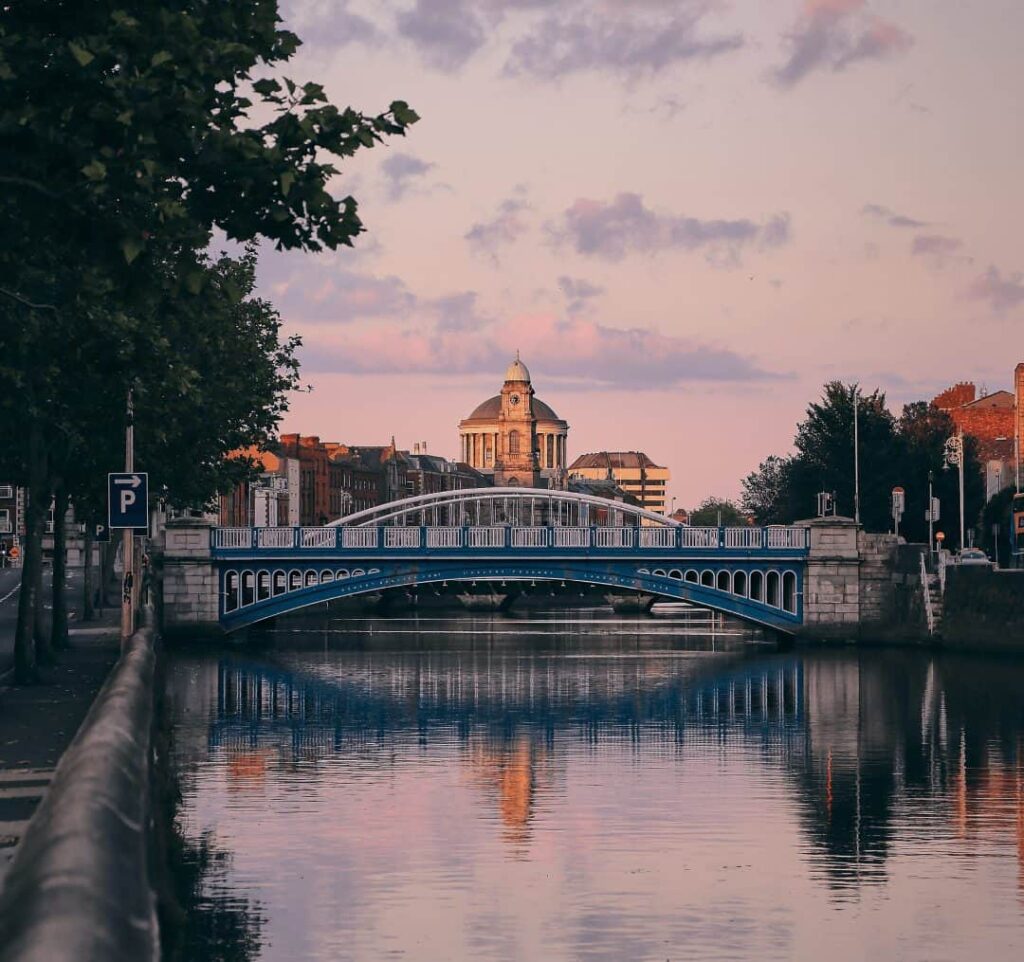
[911,234,967,270]
[396,0,486,71]
[504,3,743,81]
[967,267,1024,314]
[911,235,961,257]
[771,0,913,88]
[862,202,928,229]
[380,152,435,201]
[558,276,605,314]
[281,0,381,49]
[300,313,785,388]
[430,291,492,332]
[465,193,531,263]
[552,192,791,264]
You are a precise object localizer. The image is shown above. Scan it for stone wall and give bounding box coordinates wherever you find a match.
[942,568,1024,649]
[159,522,220,638]
[858,532,899,624]
[0,615,160,960]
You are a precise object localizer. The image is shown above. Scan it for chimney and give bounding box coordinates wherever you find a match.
[422,441,427,452]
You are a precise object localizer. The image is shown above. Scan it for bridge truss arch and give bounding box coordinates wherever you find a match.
[328,487,678,530]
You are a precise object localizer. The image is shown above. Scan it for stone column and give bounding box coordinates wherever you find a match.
[160,519,222,638]
[796,517,861,640]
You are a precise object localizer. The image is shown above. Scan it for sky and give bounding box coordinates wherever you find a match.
[260,0,1024,508]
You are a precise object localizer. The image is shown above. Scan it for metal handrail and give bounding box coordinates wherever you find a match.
[212,524,811,552]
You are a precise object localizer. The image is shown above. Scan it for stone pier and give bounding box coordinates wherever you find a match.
[796,517,899,641]
[159,520,221,638]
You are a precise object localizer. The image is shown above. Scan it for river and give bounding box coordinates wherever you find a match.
[165,607,1024,961]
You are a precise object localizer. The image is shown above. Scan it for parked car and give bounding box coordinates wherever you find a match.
[957,548,991,566]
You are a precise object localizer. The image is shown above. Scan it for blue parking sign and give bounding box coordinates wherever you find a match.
[108,473,148,529]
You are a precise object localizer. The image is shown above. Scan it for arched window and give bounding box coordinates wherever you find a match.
[508,430,520,455]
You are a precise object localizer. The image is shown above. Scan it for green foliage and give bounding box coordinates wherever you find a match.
[739,385,986,546]
[741,455,796,525]
[0,0,417,681]
[690,497,747,527]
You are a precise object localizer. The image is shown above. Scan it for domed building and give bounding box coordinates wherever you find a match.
[458,354,569,488]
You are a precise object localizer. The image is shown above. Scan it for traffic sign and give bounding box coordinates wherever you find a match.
[95,523,110,543]
[108,473,148,529]
[9,545,20,560]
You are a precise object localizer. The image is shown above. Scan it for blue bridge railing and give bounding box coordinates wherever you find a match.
[211,524,809,554]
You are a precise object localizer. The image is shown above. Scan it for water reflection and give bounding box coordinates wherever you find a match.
[168,613,1024,961]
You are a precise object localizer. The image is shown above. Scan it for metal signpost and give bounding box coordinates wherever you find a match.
[891,486,905,539]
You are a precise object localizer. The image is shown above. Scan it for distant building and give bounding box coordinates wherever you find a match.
[933,361,1024,500]
[405,446,490,498]
[458,355,569,489]
[568,451,670,515]
[668,507,690,525]
[0,483,24,560]
[218,448,300,527]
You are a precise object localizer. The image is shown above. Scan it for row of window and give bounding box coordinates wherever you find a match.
[223,567,375,613]
[639,567,799,614]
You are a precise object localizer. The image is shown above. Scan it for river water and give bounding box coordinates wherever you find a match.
[166,608,1024,961]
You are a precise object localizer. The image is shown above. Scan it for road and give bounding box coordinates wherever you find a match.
[0,566,87,675]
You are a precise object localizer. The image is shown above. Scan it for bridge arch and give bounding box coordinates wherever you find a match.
[217,558,804,635]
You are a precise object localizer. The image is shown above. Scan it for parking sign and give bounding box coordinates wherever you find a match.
[108,473,148,529]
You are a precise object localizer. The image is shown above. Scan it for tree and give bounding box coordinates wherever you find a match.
[895,402,983,547]
[690,497,747,527]
[790,382,900,530]
[741,455,797,524]
[0,0,419,681]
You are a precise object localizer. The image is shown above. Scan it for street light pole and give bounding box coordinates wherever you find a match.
[853,386,861,525]
[120,387,134,644]
[944,430,966,552]
[927,470,934,556]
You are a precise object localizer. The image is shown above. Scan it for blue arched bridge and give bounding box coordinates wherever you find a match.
[207,488,809,633]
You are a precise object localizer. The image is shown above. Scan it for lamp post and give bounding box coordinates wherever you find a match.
[852,385,861,525]
[944,431,965,552]
[927,470,934,557]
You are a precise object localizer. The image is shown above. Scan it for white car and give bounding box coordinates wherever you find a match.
[957,548,991,566]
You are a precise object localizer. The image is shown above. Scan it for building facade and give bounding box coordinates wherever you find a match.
[458,355,569,489]
[933,361,1024,500]
[568,451,671,515]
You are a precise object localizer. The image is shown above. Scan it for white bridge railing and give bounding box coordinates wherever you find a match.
[212,524,810,553]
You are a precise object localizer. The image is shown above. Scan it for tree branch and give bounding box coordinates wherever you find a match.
[0,287,58,311]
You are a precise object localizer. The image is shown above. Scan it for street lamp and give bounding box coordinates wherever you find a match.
[944,430,966,552]
[852,385,861,525]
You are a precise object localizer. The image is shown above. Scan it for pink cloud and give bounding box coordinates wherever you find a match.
[773,0,912,87]
[300,314,784,388]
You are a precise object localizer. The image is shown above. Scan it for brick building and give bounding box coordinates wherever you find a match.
[933,361,1023,500]
[218,449,300,527]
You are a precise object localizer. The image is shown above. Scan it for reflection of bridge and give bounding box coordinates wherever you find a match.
[201,488,809,633]
[207,654,805,755]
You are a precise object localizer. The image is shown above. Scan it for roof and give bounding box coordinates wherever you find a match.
[569,451,665,471]
[463,394,563,422]
[504,354,531,383]
[963,390,1014,409]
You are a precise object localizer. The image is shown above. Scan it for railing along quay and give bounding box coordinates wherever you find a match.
[212,525,810,553]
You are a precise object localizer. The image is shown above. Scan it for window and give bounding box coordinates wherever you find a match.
[0,486,12,499]
[0,509,9,533]
[508,430,520,455]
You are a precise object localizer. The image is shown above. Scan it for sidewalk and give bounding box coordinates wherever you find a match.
[0,606,122,890]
